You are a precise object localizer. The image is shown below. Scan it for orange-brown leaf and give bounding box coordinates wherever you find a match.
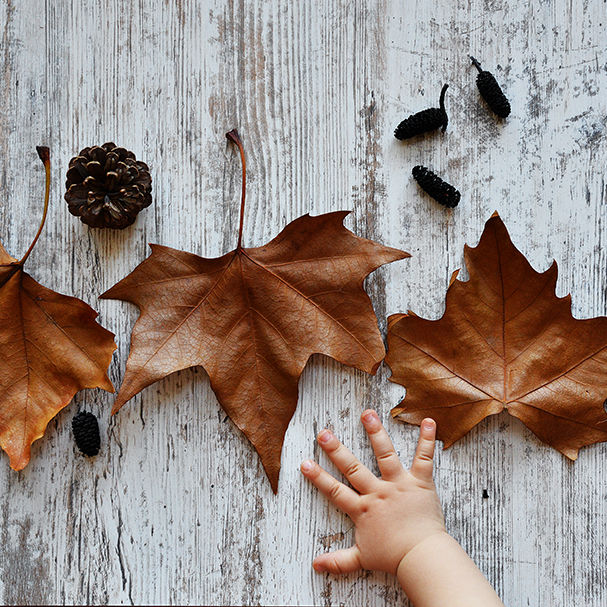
[386,213,607,459]
[102,211,409,492]
[0,258,116,469]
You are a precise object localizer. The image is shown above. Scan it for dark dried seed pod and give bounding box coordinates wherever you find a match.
[72,411,101,457]
[470,57,511,118]
[412,166,460,208]
[394,84,449,140]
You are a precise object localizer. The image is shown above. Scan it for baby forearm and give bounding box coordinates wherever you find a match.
[397,532,505,607]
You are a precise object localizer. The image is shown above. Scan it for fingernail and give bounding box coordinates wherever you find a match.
[313,562,325,572]
[362,410,378,423]
[301,460,314,472]
[317,429,332,443]
[422,419,434,431]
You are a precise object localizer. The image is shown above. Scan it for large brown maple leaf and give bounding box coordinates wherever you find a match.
[102,131,409,492]
[0,148,116,470]
[386,212,607,459]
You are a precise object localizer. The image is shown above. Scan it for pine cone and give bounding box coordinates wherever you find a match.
[65,143,152,229]
[412,166,460,208]
[71,411,101,456]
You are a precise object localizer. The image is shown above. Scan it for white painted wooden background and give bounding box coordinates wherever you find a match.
[0,0,606,605]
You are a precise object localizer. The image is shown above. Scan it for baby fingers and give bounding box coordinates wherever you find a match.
[316,429,379,493]
[300,460,360,516]
[361,409,404,481]
[409,418,437,482]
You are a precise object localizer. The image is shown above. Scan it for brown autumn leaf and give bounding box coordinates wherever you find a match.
[101,130,409,492]
[0,147,116,470]
[386,212,607,459]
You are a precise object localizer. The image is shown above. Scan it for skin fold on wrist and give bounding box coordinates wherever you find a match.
[396,530,452,577]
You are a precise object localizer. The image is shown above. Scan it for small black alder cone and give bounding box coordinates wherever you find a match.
[412,166,460,208]
[65,142,152,229]
[470,56,511,118]
[394,84,449,140]
[72,411,101,457]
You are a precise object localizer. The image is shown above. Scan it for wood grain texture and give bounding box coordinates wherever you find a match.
[0,0,606,605]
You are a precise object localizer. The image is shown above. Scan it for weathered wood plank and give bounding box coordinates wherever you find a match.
[0,0,606,605]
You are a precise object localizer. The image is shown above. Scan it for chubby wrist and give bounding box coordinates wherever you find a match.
[396,530,453,577]
[395,531,505,607]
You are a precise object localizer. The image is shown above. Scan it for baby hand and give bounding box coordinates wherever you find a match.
[301,411,445,575]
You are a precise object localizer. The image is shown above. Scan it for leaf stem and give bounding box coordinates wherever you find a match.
[226,129,246,250]
[19,146,50,266]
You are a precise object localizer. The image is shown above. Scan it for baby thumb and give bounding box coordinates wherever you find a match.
[313,546,362,575]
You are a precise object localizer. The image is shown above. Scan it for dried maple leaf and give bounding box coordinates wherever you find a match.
[386,212,607,459]
[0,147,116,470]
[102,130,409,492]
